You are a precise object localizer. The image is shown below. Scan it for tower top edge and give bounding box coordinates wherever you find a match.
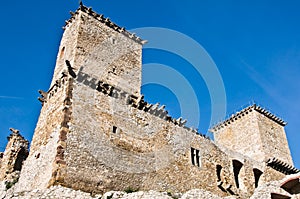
[64,4,147,45]
[209,103,287,133]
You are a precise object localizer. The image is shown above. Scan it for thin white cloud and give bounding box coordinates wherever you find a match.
[0,96,24,100]
[240,59,280,100]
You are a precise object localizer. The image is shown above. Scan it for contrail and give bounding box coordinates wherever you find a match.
[0,96,24,100]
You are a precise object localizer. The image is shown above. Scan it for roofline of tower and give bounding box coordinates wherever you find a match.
[209,103,287,133]
[63,4,147,45]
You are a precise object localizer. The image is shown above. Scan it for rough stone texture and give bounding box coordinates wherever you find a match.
[257,112,292,164]
[6,4,298,199]
[211,107,292,165]
[0,129,28,182]
[2,175,300,199]
[181,189,223,199]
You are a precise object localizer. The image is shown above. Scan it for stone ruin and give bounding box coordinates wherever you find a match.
[0,3,299,199]
[0,128,29,190]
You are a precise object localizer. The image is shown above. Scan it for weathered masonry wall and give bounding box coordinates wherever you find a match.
[15,74,70,191]
[211,106,293,165]
[212,109,265,162]
[257,113,293,165]
[62,75,237,196]
[0,129,29,181]
[66,7,143,96]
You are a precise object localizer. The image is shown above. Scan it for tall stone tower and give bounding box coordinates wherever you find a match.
[16,4,146,192]
[15,5,224,195]
[210,104,293,165]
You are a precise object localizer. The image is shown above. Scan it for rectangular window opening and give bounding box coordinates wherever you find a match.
[112,126,118,133]
[191,147,201,167]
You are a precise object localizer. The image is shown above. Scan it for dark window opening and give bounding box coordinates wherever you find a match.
[271,193,291,199]
[14,147,28,171]
[35,153,40,159]
[216,165,222,181]
[191,147,201,167]
[233,160,243,189]
[253,168,263,188]
[191,148,195,165]
[0,152,3,159]
[112,126,117,133]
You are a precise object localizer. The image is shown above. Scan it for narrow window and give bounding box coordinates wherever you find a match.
[112,126,117,133]
[191,148,195,165]
[191,147,201,167]
[253,168,263,188]
[216,165,222,182]
[196,149,200,167]
[233,160,243,188]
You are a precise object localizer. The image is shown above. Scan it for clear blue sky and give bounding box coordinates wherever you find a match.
[0,1,299,168]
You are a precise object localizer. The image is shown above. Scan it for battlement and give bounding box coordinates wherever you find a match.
[64,4,147,45]
[266,158,299,175]
[210,104,287,132]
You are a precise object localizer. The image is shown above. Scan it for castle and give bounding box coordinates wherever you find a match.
[0,4,299,199]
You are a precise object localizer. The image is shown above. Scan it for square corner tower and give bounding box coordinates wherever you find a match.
[210,104,293,165]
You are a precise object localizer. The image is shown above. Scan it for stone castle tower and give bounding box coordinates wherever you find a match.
[12,4,298,198]
[210,104,293,165]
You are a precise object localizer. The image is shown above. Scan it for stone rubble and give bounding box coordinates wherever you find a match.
[1,179,300,198]
[0,184,227,199]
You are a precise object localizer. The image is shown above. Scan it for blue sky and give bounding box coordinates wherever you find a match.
[0,1,299,168]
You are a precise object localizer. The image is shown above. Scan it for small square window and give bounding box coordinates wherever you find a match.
[112,126,118,133]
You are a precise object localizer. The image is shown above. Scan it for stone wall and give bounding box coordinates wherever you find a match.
[211,105,292,165]
[15,64,72,191]
[257,113,293,164]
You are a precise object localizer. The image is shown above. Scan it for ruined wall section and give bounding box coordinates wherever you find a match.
[213,109,265,162]
[0,129,29,181]
[257,113,293,165]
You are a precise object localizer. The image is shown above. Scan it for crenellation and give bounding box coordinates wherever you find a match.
[69,4,147,45]
[266,158,300,175]
[210,104,287,133]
